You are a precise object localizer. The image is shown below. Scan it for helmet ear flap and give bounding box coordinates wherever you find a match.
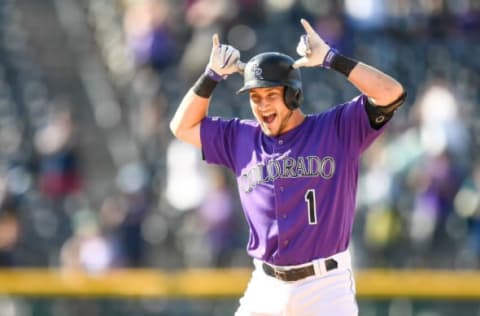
[284,87,303,110]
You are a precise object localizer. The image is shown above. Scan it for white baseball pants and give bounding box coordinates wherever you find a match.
[235,250,358,316]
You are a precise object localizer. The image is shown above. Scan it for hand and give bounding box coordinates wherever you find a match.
[206,34,245,81]
[293,19,331,69]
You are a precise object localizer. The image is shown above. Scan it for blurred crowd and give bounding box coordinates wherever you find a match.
[0,0,479,275]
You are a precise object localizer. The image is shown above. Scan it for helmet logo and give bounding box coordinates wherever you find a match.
[251,63,264,80]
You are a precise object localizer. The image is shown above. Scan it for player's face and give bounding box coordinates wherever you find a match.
[249,86,295,136]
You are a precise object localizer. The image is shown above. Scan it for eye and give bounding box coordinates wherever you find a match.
[267,92,280,100]
[251,95,260,103]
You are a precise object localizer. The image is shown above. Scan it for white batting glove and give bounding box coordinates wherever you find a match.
[205,34,245,81]
[293,19,332,69]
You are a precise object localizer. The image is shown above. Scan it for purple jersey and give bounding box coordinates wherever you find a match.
[200,95,388,265]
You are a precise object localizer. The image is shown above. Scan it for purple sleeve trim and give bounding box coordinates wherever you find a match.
[205,68,224,82]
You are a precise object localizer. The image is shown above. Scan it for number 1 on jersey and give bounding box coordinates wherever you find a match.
[304,189,317,225]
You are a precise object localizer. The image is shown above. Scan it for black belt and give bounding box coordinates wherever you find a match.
[262,258,338,282]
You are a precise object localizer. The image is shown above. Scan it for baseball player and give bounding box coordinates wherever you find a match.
[170,19,405,316]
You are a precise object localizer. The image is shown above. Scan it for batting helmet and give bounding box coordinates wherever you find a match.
[237,52,303,110]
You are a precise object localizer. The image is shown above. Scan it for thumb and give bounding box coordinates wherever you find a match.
[237,61,246,74]
[292,57,308,69]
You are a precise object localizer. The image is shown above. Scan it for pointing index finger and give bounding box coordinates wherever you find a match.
[300,18,315,34]
[212,33,220,48]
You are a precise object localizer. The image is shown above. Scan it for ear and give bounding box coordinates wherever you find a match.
[284,87,301,110]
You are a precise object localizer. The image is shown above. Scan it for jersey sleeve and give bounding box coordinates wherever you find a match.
[200,116,240,171]
[334,94,389,154]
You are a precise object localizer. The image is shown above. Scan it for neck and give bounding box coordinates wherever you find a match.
[279,109,305,135]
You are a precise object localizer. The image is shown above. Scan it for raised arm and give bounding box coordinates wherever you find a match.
[169,34,244,148]
[169,85,209,148]
[293,19,405,107]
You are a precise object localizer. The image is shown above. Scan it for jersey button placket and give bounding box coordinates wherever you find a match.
[277,184,287,219]
[275,179,290,252]
[278,185,287,219]
[279,186,286,219]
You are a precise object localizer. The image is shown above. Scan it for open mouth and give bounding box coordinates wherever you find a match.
[262,113,276,124]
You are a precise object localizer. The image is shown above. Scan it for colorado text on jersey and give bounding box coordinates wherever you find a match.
[240,155,336,193]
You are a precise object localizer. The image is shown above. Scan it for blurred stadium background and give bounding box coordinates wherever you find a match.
[0,0,479,315]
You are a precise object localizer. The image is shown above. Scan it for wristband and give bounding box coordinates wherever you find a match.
[192,72,219,98]
[323,48,358,77]
[322,48,338,69]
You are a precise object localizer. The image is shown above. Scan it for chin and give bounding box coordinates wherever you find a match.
[262,127,278,137]
[260,126,272,136]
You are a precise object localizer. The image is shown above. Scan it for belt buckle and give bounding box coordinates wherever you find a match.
[274,269,288,281]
